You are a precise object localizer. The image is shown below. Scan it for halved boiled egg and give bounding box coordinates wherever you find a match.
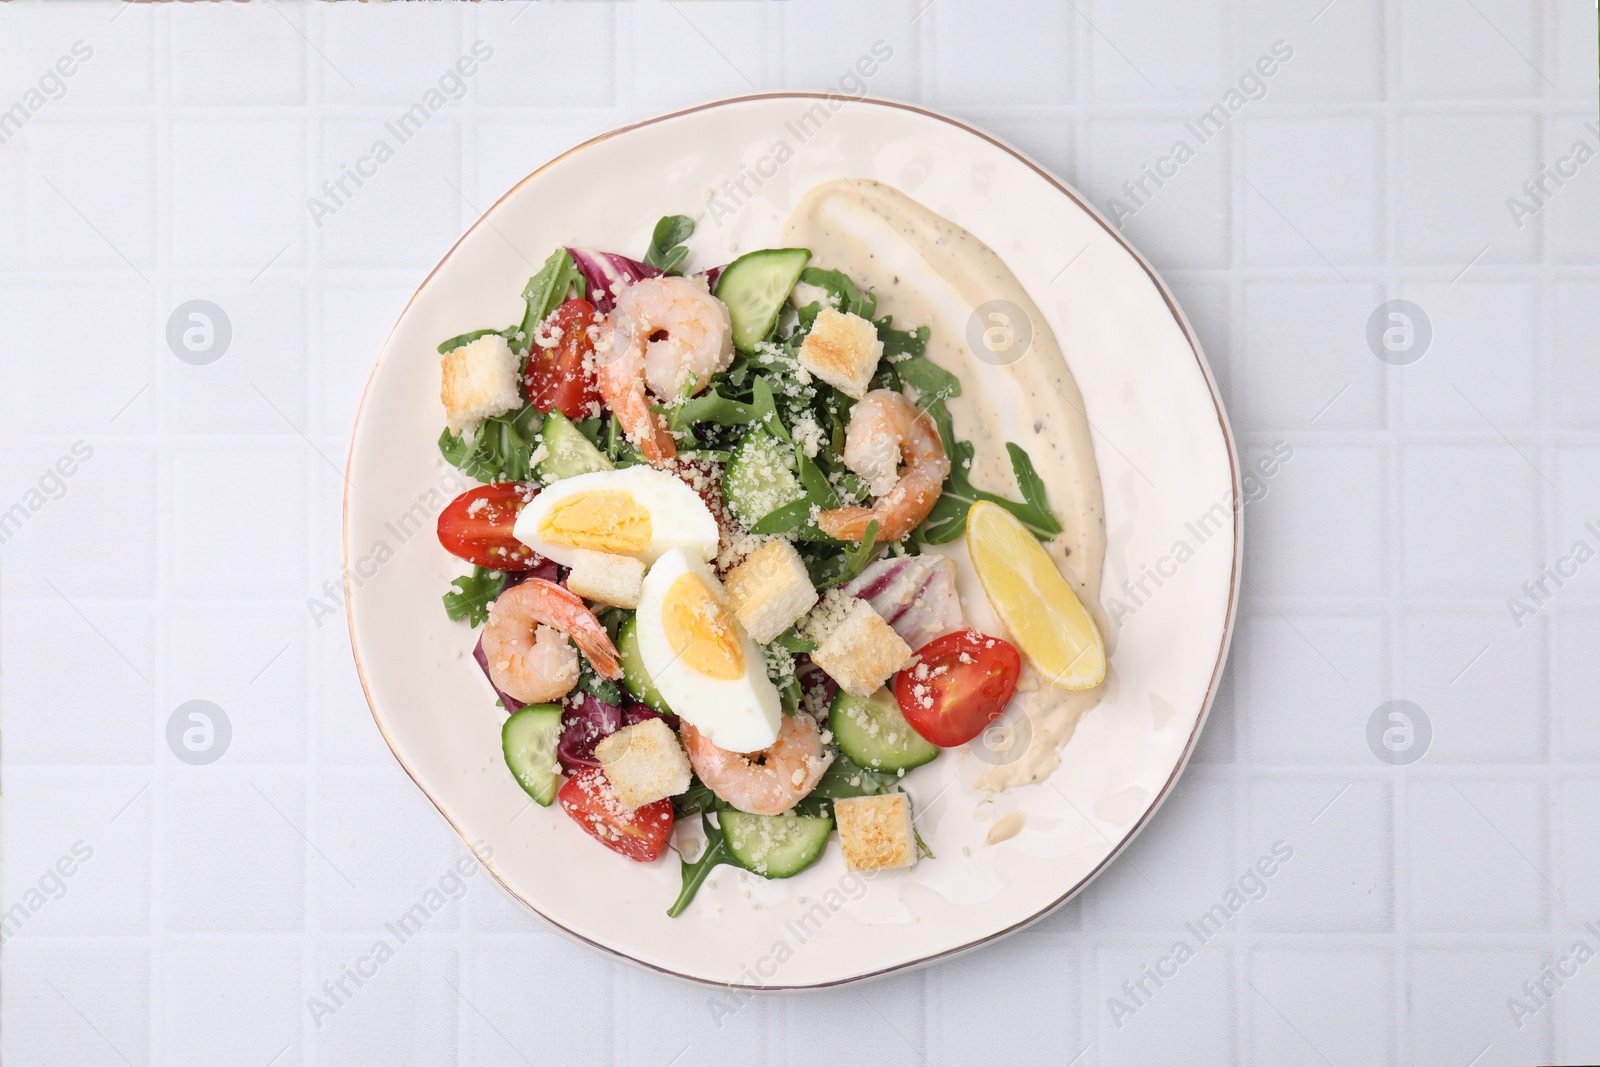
[635,548,781,753]
[513,466,719,569]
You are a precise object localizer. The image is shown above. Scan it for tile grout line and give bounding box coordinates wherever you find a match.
[302,5,325,1062]
[1532,10,1559,1060]
[1380,0,1408,1059]
[149,4,173,1062]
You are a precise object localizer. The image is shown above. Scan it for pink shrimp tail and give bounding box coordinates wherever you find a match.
[522,577,623,679]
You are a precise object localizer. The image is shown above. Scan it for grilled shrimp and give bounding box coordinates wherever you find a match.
[481,579,621,704]
[595,275,734,464]
[679,714,832,816]
[816,389,950,543]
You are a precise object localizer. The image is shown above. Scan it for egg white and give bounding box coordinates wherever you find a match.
[635,548,781,753]
[512,466,719,569]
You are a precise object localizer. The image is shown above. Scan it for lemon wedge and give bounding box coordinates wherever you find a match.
[966,501,1105,690]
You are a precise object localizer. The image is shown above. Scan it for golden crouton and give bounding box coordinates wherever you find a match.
[798,308,882,400]
[807,594,912,697]
[440,333,522,433]
[724,539,818,645]
[833,793,917,872]
[594,718,691,809]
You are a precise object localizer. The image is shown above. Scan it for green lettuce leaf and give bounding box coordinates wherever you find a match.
[517,249,586,347]
[918,439,1063,544]
[438,404,542,484]
[644,215,695,275]
[442,566,505,626]
[667,812,737,918]
[799,266,876,320]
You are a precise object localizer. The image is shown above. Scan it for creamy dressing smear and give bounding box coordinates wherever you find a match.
[782,180,1108,792]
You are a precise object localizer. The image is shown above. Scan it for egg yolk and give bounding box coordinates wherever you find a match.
[538,490,652,554]
[663,573,745,681]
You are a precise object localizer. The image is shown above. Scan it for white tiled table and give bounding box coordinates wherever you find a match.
[2,2,1596,1064]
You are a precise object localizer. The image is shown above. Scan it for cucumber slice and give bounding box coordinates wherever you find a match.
[714,248,811,353]
[535,410,613,484]
[718,811,833,878]
[724,429,806,529]
[502,703,565,806]
[618,614,673,715]
[828,687,940,773]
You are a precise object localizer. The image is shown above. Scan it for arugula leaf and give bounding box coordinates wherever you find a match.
[437,327,505,355]
[808,519,881,589]
[800,266,876,320]
[659,387,759,430]
[832,467,870,504]
[661,377,789,441]
[517,249,586,348]
[576,660,624,707]
[749,497,813,536]
[593,604,629,641]
[895,353,960,402]
[574,416,606,450]
[442,566,506,626]
[667,812,737,918]
[438,404,542,483]
[662,372,702,435]
[794,449,837,509]
[603,415,648,467]
[748,340,802,377]
[919,440,1064,544]
[779,673,802,715]
[843,519,881,579]
[877,318,930,361]
[793,299,824,337]
[749,377,790,444]
[672,779,718,819]
[643,215,695,275]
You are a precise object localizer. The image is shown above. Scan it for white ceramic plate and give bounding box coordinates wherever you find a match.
[345,94,1240,989]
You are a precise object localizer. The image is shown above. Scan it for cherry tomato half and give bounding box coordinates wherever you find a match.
[435,483,539,571]
[558,767,674,862]
[525,298,603,421]
[894,629,1023,747]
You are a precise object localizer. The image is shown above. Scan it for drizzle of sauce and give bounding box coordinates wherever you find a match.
[985,811,1026,845]
[782,180,1108,792]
